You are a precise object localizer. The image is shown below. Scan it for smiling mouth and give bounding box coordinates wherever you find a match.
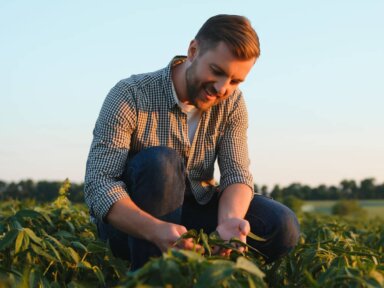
[203,87,217,101]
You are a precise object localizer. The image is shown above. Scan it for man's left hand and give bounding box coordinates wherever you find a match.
[215,217,250,256]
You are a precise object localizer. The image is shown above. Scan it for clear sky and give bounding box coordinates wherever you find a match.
[1,0,383,188]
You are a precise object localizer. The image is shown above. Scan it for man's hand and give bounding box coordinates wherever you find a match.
[215,183,253,256]
[217,217,250,242]
[152,222,203,252]
[214,217,250,256]
[151,222,187,252]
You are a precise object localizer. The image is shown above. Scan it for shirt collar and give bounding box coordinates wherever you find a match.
[163,56,187,110]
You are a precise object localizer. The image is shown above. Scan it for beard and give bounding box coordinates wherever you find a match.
[185,61,220,112]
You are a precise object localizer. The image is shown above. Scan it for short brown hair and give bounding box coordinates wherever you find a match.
[195,14,260,60]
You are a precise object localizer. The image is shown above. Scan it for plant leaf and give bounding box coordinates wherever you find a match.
[0,229,19,251]
[15,209,44,220]
[15,229,25,254]
[235,256,265,279]
[24,228,42,244]
[67,247,80,263]
[247,231,266,242]
[92,266,105,285]
[30,243,58,263]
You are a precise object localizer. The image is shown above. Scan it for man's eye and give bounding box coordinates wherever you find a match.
[212,69,223,76]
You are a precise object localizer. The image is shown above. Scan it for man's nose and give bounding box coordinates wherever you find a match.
[213,78,229,97]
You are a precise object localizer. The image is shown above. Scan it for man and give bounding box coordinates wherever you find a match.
[85,14,300,270]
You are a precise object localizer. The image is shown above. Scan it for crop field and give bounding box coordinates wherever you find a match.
[0,181,383,287]
[302,200,384,218]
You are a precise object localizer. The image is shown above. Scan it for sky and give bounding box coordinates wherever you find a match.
[1,0,383,188]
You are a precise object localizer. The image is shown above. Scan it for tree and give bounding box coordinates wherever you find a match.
[340,180,358,199]
[331,200,366,217]
[270,185,282,201]
[282,195,303,214]
[260,185,268,197]
[360,178,376,199]
[0,180,6,194]
[35,181,61,202]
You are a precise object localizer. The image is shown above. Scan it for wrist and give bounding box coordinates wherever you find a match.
[142,218,164,242]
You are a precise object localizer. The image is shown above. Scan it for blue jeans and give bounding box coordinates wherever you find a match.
[97,146,300,270]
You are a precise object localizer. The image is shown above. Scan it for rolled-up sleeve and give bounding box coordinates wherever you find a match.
[218,92,254,193]
[84,81,137,221]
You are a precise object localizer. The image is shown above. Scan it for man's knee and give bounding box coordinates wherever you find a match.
[272,204,300,257]
[126,146,184,175]
[246,196,300,262]
[123,146,186,218]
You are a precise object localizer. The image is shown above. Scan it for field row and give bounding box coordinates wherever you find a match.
[0,183,383,287]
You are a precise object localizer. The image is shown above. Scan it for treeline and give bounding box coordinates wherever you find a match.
[0,179,84,203]
[255,178,384,200]
[0,177,383,203]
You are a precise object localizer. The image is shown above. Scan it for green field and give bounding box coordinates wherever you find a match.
[0,183,383,287]
[302,199,384,218]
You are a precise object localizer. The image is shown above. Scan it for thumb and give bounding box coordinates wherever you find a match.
[176,225,188,236]
[239,220,250,235]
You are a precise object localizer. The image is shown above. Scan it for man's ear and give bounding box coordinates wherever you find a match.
[187,39,199,61]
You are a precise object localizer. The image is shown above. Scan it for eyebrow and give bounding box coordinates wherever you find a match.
[210,64,244,83]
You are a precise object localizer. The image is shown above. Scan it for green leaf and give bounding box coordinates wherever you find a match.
[209,230,222,241]
[181,229,198,239]
[67,247,80,263]
[30,243,58,263]
[0,229,19,251]
[22,232,30,251]
[66,221,75,233]
[248,277,257,288]
[15,229,25,254]
[92,266,105,285]
[87,242,107,254]
[15,209,44,220]
[24,228,42,244]
[229,238,267,258]
[39,213,55,228]
[174,229,198,247]
[77,261,92,269]
[176,249,205,261]
[46,235,66,250]
[0,266,23,277]
[247,231,266,242]
[195,261,234,287]
[9,216,23,230]
[28,267,39,288]
[235,257,265,279]
[71,241,88,253]
[56,230,76,239]
[44,240,63,263]
[199,229,211,256]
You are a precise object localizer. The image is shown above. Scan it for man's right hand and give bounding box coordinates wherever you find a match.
[106,197,201,253]
[151,221,188,251]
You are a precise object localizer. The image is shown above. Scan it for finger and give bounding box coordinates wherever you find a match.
[236,245,246,253]
[182,238,195,250]
[239,220,250,235]
[211,245,220,255]
[176,225,188,235]
[219,248,232,257]
[176,238,204,253]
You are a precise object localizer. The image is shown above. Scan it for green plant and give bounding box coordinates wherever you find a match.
[332,199,366,217]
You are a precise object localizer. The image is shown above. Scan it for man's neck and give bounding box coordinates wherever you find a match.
[171,59,189,104]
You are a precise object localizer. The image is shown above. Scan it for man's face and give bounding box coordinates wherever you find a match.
[185,41,255,111]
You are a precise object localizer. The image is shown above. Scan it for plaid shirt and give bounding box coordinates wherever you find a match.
[84,57,254,221]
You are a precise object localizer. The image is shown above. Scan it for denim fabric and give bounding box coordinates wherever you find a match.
[182,193,300,263]
[97,146,300,270]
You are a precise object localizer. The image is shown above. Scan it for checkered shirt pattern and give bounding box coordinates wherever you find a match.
[84,57,254,221]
